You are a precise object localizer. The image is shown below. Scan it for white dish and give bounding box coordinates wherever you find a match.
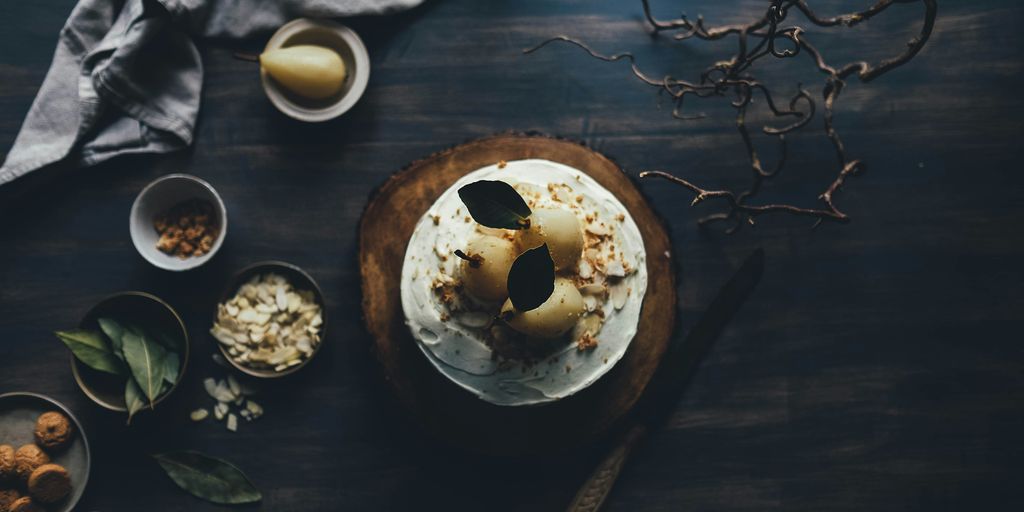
[261,18,370,123]
[129,174,227,271]
[400,159,648,406]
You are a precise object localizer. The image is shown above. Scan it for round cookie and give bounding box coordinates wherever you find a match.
[0,445,15,481]
[12,446,48,483]
[0,489,22,511]
[8,496,43,512]
[33,412,74,452]
[27,464,71,504]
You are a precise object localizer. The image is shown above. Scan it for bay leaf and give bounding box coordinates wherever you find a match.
[97,317,126,361]
[153,451,262,505]
[507,243,555,311]
[55,330,126,376]
[125,377,146,425]
[121,331,167,406]
[163,351,180,385]
[458,180,532,229]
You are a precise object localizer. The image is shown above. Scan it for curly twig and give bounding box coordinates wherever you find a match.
[525,0,938,231]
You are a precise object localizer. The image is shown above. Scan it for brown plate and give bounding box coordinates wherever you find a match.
[0,392,90,511]
[214,261,327,378]
[359,133,676,455]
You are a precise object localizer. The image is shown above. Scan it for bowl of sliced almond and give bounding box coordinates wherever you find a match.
[210,262,326,378]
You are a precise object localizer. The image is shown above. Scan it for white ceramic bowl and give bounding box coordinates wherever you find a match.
[129,174,227,271]
[261,18,371,122]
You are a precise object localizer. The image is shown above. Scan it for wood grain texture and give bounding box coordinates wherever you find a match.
[359,134,675,455]
[1,0,1023,510]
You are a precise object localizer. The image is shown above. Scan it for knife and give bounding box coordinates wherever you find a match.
[567,248,765,512]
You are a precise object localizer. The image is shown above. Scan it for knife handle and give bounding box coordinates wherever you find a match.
[566,422,649,512]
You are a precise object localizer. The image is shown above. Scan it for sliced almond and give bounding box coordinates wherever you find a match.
[578,260,593,279]
[610,280,628,309]
[275,287,288,311]
[246,400,263,418]
[455,312,491,328]
[227,374,241,397]
[237,309,260,323]
[586,223,610,237]
[605,260,626,278]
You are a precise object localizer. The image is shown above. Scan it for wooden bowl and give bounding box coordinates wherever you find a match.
[359,133,676,455]
[72,292,190,412]
[214,261,327,378]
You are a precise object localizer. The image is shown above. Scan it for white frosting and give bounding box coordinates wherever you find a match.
[399,159,647,406]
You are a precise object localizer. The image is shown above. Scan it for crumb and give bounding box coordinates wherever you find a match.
[576,332,599,351]
[152,199,218,258]
[497,160,507,169]
[431,215,440,225]
[431,277,458,305]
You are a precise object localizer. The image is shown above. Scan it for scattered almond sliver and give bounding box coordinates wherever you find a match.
[195,375,264,432]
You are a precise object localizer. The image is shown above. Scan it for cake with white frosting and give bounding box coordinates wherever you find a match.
[400,159,647,406]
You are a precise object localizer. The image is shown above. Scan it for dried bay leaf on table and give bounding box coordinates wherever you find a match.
[55,330,126,375]
[122,331,166,405]
[153,451,262,505]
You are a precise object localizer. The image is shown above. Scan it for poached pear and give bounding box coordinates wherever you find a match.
[260,45,347,100]
[500,278,584,339]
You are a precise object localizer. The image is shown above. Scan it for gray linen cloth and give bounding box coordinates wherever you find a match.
[0,0,422,184]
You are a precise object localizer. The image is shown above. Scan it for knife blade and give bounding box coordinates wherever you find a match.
[567,248,765,512]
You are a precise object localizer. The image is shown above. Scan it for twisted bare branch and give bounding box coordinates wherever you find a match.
[526,0,937,231]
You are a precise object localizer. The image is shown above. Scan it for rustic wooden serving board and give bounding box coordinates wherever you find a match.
[359,133,675,455]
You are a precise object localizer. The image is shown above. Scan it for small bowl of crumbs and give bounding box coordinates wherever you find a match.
[130,174,227,271]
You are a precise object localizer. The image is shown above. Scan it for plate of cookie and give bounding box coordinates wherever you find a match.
[0,392,89,512]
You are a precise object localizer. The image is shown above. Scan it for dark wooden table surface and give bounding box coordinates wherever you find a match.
[2,0,1023,510]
